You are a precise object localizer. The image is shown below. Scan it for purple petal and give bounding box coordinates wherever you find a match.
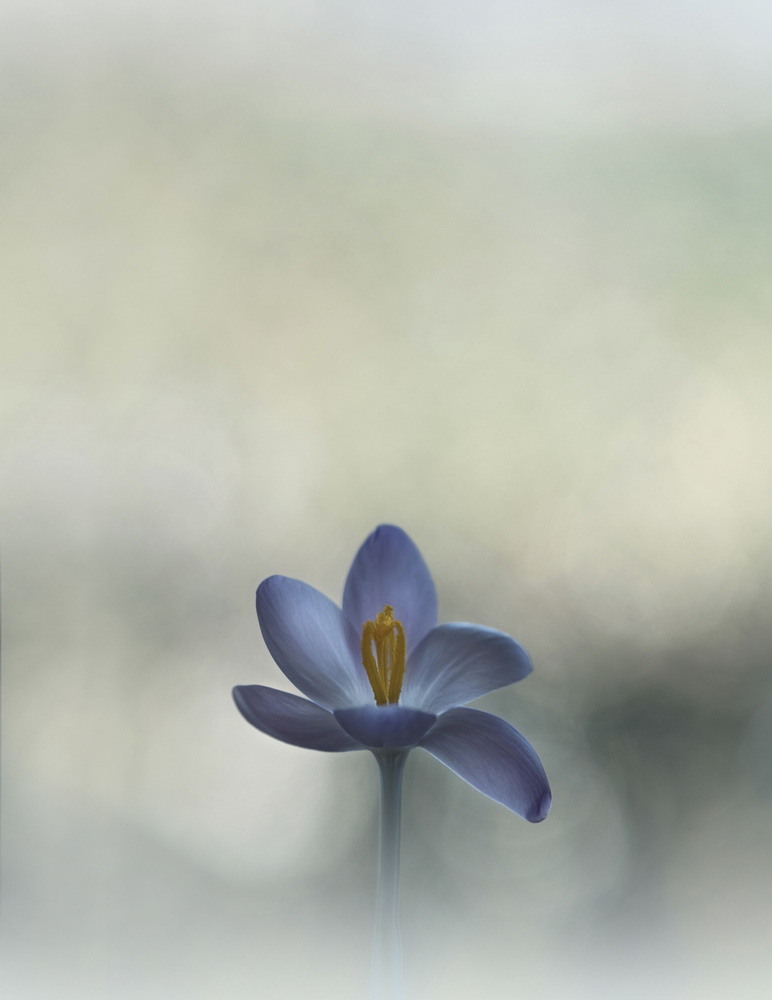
[342,525,438,654]
[334,704,437,749]
[256,576,372,710]
[418,707,551,822]
[401,623,533,713]
[233,685,362,752]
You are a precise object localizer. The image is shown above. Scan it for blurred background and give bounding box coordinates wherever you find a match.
[3,1,772,997]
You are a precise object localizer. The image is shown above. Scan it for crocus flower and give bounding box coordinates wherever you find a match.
[233,525,551,822]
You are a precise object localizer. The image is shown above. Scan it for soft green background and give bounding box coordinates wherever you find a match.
[3,3,772,998]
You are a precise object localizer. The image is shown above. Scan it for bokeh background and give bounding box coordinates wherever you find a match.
[3,1,772,998]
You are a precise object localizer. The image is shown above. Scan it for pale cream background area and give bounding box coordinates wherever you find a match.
[3,2,772,998]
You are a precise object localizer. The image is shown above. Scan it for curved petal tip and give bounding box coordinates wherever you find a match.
[527,787,552,823]
[419,707,551,822]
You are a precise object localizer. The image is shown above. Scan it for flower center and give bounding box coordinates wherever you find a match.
[360,605,406,706]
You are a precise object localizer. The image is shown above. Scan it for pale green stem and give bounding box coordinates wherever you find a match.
[371,749,408,1000]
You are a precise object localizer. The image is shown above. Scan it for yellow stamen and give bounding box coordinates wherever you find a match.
[361,620,388,705]
[360,605,406,706]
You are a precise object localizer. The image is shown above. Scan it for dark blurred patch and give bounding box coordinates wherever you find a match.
[583,680,745,895]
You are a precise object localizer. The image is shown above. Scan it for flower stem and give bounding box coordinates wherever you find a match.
[371,749,408,1000]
